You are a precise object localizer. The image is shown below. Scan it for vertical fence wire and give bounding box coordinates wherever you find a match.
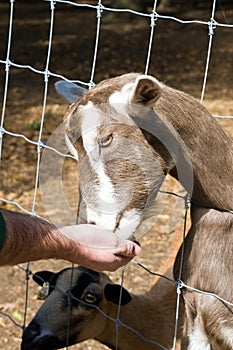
[172,195,190,350]
[0,0,14,161]
[19,2,57,343]
[22,263,31,332]
[89,0,103,87]
[145,0,159,75]
[200,0,217,103]
[64,1,103,348]
[31,0,56,215]
[64,263,75,350]
[114,266,126,350]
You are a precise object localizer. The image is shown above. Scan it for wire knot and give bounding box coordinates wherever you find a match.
[25,267,32,280]
[37,141,43,154]
[88,81,95,89]
[150,11,158,27]
[176,279,184,294]
[208,18,217,36]
[184,193,190,211]
[30,210,36,217]
[97,4,103,19]
[0,127,5,138]
[5,59,11,72]
[50,0,56,11]
[44,70,50,82]
[115,317,123,328]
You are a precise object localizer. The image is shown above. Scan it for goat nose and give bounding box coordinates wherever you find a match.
[21,322,52,350]
[21,323,60,350]
[22,322,41,343]
[89,221,96,225]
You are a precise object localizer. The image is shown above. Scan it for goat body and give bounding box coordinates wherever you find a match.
[54,73,233,349]
[174,208,233,350]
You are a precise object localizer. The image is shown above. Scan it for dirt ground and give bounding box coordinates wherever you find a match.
[0,1,232,349]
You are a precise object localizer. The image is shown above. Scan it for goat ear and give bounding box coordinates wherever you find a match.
[33,270,54,286]
[130,75,162,107]
[104,284,132,305]
[55,80,87,104]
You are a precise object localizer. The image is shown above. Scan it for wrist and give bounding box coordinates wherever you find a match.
[52,228,82,263]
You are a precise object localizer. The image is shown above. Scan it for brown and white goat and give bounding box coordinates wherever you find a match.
[55,73,233,349]
[21,262,183,350]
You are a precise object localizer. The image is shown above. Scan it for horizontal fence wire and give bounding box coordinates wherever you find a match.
[0,1,232,350]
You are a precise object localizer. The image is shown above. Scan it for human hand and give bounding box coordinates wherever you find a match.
[60,224,141,272]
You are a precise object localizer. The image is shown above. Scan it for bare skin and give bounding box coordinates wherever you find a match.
[0,209,140,272]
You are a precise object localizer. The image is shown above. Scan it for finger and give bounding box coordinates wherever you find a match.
[104,256,132,272]
[115,241,141,257]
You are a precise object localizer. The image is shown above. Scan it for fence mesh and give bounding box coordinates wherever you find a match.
[0,1,233,349]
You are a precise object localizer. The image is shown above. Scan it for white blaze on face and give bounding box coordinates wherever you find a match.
[81,102,116,205]
[80,102,101,163]
[80,102,118,229]
[79,101,143,238]
[115,208,142,240]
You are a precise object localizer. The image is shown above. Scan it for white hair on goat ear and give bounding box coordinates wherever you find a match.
[130,74,163,107]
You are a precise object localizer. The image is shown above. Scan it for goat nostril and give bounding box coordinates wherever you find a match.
[89,221,96,225]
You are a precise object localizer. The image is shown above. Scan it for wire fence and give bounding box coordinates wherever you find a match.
[0,0,233,349]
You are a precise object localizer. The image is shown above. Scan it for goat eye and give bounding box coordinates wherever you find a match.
[99,134,113,147]
[83,292,97,303]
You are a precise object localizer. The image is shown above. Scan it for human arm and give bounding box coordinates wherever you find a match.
[0,209,140,271]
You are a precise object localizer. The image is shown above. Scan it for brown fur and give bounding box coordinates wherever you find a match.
[63,73,233,349]
[71,74,233,210]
